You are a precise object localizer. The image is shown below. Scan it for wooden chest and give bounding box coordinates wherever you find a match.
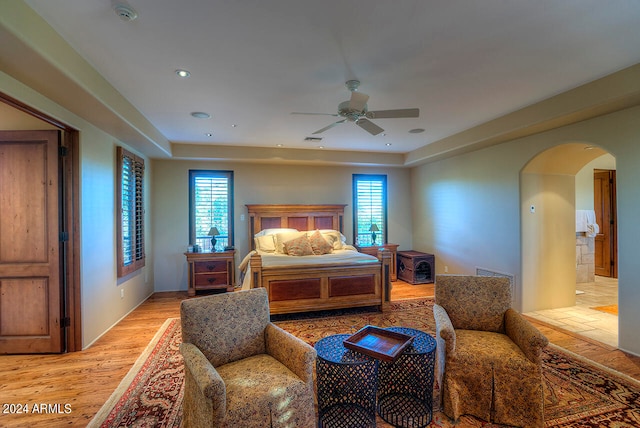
[397,251,435,284]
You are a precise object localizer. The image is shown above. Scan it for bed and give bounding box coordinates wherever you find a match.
[240,204,392,315]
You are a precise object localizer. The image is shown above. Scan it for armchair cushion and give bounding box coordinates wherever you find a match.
[217,354,315,427]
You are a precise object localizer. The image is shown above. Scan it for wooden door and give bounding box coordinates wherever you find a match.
[594,169,617,278]
[0,130,64,353]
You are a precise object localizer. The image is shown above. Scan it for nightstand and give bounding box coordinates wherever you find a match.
[356,243,399,281]
[184,250,236,296]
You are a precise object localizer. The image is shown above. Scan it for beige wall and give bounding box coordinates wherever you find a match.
[151,160,413,292]
[410,105,640,356]
[1,71,155,348]
[410,140,527,287]
[521,172,576,312]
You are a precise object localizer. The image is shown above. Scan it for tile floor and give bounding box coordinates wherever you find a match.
[524,276,618,347]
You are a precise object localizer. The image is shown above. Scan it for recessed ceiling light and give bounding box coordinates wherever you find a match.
[176,69,191,78]
[385,143,392,146]
[318,146,324,149]
[114,4,138,21]
[191,112,211,119]
[409,128,425,134]
[276,144,283,147]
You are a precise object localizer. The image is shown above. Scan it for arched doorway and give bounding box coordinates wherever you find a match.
[520,142,618,346]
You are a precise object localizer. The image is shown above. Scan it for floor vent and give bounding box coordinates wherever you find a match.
[475,267,516,306]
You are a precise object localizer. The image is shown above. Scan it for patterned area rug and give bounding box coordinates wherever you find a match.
[90,298,640,427]
[87,318,184,428]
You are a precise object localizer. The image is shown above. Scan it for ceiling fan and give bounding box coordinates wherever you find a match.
[292,80,419,136]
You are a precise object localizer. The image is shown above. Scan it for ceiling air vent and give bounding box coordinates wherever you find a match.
[304,137,322,142]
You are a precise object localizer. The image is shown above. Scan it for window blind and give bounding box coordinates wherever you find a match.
[353,174,387,246]
[117,147,145,277]
[189,171,234,252]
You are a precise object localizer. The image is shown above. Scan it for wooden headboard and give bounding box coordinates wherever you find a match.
[246,204,346,250]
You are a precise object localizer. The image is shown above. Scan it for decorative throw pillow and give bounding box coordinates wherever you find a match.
[275,231,307,253]
[283,234,313,256]
[309,230,333,255]
[319,230,345,250]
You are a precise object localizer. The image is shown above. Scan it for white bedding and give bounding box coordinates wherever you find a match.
[239,247,378,290]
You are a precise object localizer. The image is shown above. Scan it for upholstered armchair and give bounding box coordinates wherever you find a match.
[180,288,317,428]
[433,275,549,428]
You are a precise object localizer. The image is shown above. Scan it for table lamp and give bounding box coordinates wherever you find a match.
[208,227,220,251]
[369,224,379,245]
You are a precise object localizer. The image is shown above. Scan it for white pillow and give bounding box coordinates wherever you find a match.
[254,228,298,237]
[254,235,276,252]
[318,229,347,250]
[275,231,307,254]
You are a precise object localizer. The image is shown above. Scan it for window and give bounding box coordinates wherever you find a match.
[117,147,145,277]
[189,170,234,252]
[353,174,387,246]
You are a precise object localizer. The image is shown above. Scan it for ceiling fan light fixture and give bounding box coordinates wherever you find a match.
[175,69,191,78]
[191,112,211,119]
[293,80,419,136]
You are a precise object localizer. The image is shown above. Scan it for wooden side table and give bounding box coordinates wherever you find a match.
[184,250,236,296]
[356,243,399,281]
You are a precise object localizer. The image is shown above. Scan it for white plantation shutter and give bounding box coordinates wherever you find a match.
[117,147,145,277]
[189,171,234,252]
[353,174,387,246]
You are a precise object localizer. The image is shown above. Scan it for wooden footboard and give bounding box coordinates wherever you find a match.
[250,250,392,315]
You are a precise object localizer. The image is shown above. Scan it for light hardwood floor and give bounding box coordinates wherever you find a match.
[1,281,638,427]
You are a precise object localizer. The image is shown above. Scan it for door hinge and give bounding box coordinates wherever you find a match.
[61,317,71,328]
[59,231,69,242]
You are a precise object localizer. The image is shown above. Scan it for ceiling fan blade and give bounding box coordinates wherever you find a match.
[349,91,369,112]
[312,119,346,134]
[366,108,419,119]
[356,118,384,136]
[291,112,339,116]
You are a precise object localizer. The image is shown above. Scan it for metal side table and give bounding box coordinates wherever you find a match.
[377,327,437,428]
[315,334,379,428]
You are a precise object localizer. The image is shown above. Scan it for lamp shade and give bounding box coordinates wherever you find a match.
[208,227,220,236]
[369,224,379,232]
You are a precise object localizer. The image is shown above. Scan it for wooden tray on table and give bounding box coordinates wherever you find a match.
[343,325,414,362]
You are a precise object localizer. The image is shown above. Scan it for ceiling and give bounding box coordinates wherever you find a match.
[13,0,640,160]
